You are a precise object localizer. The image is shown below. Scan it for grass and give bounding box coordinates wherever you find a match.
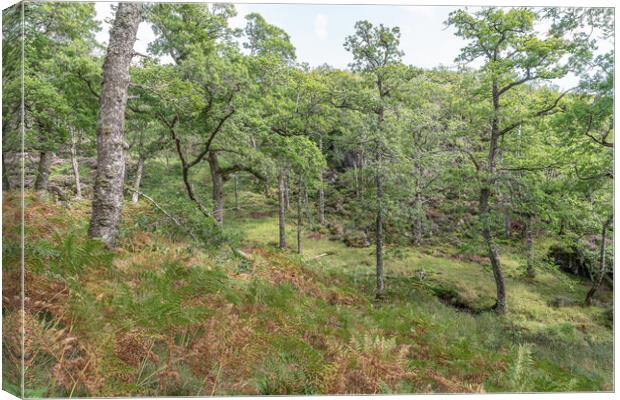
[2,160,613,396]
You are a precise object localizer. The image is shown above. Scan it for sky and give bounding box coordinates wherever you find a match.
[95,3,468,69]
[93,2,612,88]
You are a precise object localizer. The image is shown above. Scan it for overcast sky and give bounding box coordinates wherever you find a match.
[94,2,612,88]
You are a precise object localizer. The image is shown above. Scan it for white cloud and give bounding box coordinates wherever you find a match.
[314,14,328,40]
[229,3,249,30]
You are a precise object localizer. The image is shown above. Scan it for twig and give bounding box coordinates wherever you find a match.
[125,187,198,241]
[311,252,330,260]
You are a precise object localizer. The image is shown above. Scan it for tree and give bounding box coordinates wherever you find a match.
[448,8,575,313]
[18,2,99,192]
[140,4,245,226]
[344,20,404,299]
[244,12,296,63]
[2,3,23,191]
[88,2,142,247]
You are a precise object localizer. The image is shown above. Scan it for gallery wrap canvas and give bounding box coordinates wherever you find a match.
[1,0,614,398]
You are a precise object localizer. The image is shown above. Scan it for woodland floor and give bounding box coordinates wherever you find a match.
[1,160,614,396]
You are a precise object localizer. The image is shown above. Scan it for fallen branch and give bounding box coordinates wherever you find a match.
[125,187,198,241]
[311,252,330,260]
[233,248,253,261]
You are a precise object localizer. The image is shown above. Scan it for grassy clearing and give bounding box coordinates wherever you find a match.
[2,163,613,396]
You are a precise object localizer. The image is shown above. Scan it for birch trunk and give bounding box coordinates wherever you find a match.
[278,172,287,249]
[88,3,142,247]
[131,156,144,204]
[207,151,224,226]
[70,131,82,199]
[585,215,613,305]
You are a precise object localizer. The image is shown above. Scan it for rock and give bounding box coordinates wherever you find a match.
[327,221,345,237]
[343,230,370,248]
[547,244,591,279]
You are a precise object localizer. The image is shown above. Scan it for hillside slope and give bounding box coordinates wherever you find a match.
[2,190,613,396]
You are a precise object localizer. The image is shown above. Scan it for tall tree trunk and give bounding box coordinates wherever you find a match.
[375,79,386,300]
[88,3,142,247]
[413,192,423,246]
[284,177,290,210]
[131,156,144,204]
[34,150,53,191]
[482,82,507,314]
[2,153,11,191]
[585,214,613,305]
[207,151,224,226]
[70,131,82,199]
[233,174,239,210]
[278,171,287,249]
[526,213,535,278]
[318,134,326,225]
[297,178,303,254]
[353,159,360,199]
[375,154,385,299]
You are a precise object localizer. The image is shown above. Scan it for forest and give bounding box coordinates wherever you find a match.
[1,1,614,396]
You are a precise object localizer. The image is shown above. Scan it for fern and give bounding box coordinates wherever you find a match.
[507,344,535,392]
[27,232,113,276]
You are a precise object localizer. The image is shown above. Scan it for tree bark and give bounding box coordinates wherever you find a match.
[278,171,287,249]
[374,78,386,300]
[34,150,53,191]
[297,178,303,254]
[88,2,142,247]
[318,133,326,225]
[70,132,82,199]
[207,151,224,225]
[375,153,385,299]
[284,177,290,210]
[585,214,613,305]
[413,192,423,246]
[526,213,535,278]
[131,156,144,204]
[2,153,11,191]
[481,81,507,314]
[233,174,239,210]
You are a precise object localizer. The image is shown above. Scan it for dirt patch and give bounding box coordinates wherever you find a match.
[249,210,273,219]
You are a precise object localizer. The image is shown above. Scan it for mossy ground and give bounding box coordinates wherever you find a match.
[2,160,613,396]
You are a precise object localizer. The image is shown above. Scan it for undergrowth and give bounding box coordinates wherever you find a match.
[1,189,613,396]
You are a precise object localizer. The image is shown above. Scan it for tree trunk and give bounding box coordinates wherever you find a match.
[413,193,423,246]
[70,132,82,199]
[480,186,507,313]
[482,81,507,314]
[3,153,11,191]
[34,150,53,191]
[526,213,535,278]
[284,177,290,210]
[278,171,287,249]
[131,156,144,204]
[585,214,613,305]
[375,156,385,299]
[318,134,326,225]
[207,151,224,225]
[233,174,239,210]
[88,2,142,247]
[297,178,303,254]
[353,159,360,199]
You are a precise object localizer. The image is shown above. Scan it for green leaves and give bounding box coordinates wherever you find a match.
[344,20,404,72]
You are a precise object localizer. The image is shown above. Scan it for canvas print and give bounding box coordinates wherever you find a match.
[1,0,614,397]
